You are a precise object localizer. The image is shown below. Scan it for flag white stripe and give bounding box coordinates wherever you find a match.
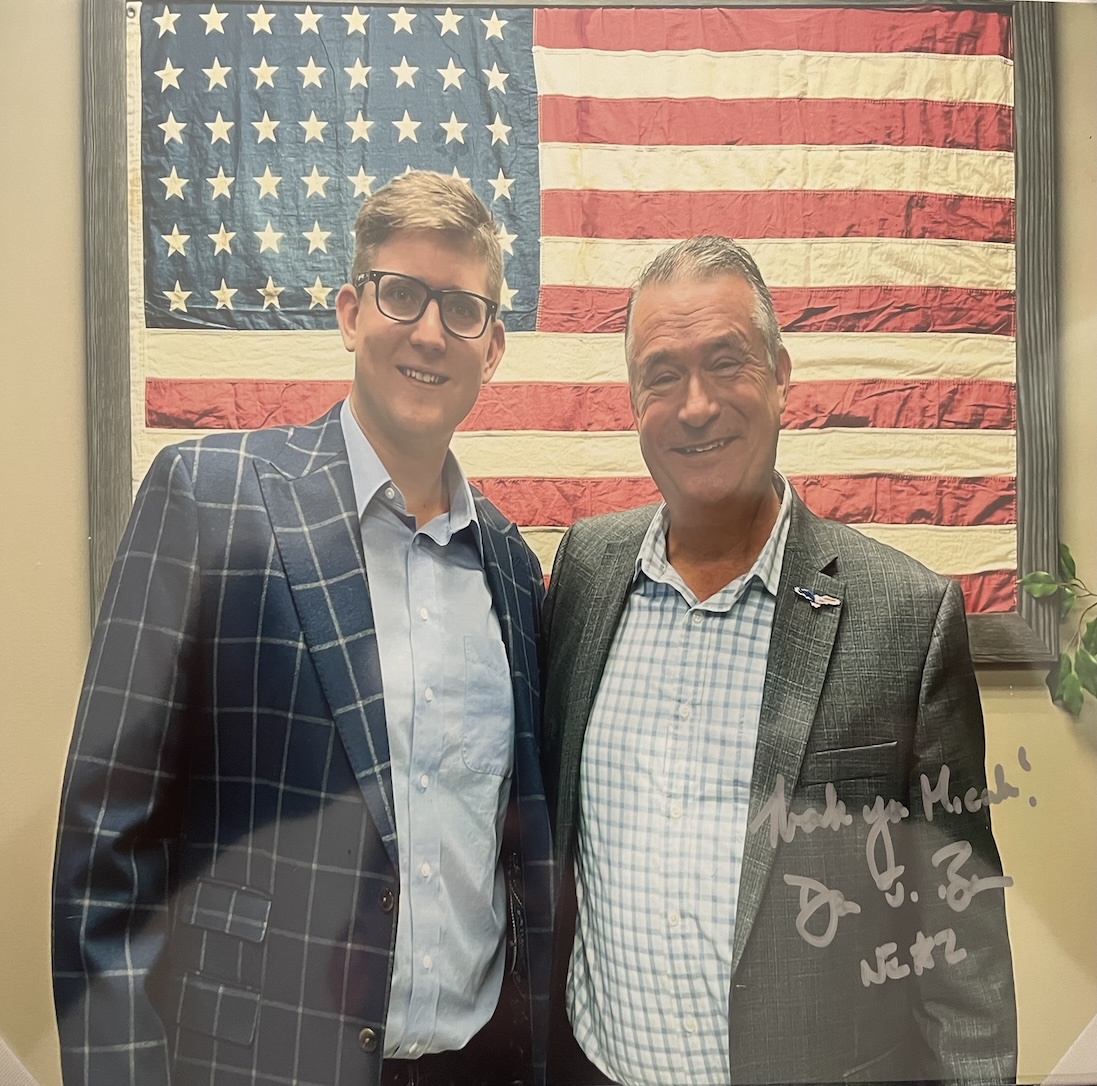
[520,523,1015,579]
[133,427,1016,488]
[532,46,1014,106]
[143,330,1016,385]
[539,143,1015,199]
[542,237,1015,291]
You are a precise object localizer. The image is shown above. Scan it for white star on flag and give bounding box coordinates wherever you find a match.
[389,6,416,34]
[153,5,180,37]
[488,168,514,200]
[199,4,227,34]
[302,166,330,197]
[436,7,462,35]
[450,167,470,185]
[295,6,322,33]
[482,63,509,93]
[163,280,191,311]
[205,112,233,144]
[258,276,284,309]
[161,224,190,255]
[253,166,281,198]
[481,11,507,40]
[440,112,468,144]
[202,58,230,90]
[160,166,188,199]
[348,168,375,197]
[299,112,328,142]
[251,111,279,142]
[392,110,420,142]
[255,221,284,253]
[499,279,517,310]
[206,167,234,199]
[211,279,237,309]
[208,223,235,254]
[298,57,326,88]
[345,58,370,88]
[154,58,183,91]
[158,112,186,144]
[498,227,517,254]
[306,277,333,308]
[246,4,274,33]
[486,113,511,145]
[249,57,277,88]
[303,222,332,253]
[342,7,368,35]
[437,58,465,90]
[391,56,418,88]
[346,111,373,142]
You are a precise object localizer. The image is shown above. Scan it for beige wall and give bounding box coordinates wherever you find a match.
[0,4,1093,1084]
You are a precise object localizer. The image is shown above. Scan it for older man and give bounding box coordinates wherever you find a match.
[53,172,552,1086]
[541,237,1016,1086]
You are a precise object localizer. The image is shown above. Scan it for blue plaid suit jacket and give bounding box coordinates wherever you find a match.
[52,405,553,1086]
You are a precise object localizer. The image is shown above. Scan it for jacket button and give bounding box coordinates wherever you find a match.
[358,1027,378,1052]
[379,888,395,913]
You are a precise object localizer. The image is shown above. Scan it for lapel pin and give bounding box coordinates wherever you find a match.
[794,586,842,609]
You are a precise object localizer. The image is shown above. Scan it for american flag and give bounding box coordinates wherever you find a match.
[131,3,1017,614]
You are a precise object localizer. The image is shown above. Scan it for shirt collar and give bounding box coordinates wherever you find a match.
[634,473,792,606]
[339,397,482,553]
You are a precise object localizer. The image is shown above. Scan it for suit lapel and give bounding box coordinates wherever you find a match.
[256,411,398,869]
[731,496,844,977]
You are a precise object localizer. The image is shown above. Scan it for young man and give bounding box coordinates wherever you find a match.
[53,172,552,1086]
[542,237,1016,1086]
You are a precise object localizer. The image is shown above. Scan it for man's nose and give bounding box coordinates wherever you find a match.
[678,372,720,427]
[408,296,447,347]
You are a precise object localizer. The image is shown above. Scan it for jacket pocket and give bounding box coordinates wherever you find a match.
[178,972,260,1046]
[181,877,272,944]
[799,740,900,784]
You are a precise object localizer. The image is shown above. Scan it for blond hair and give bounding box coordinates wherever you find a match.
[350,172,503,302]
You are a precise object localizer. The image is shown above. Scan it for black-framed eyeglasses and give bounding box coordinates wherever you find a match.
[354,270,498,340]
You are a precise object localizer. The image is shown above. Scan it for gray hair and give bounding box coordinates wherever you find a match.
[351,171,503,302]
[623,236,783,372]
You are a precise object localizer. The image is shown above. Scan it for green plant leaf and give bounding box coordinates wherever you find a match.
[1062,672,1085,717]
[1047,653,1072,701]
[1059,543,1077,583]
[1020,570,1060,598]
[1062,585,1077,620]
[1084,619,1097,656]
[1076,648,1097,698]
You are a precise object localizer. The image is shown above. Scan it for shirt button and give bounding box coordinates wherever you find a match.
[419,607,429,621]
[422,953,432,970]
[407,1042,419,1057]
[669,800,683,819]
[668,910,680,927]
[358,1027,378,1052]
[420,861,432,879]
[684,1017,697,1035]
[678,704,691,720]
[691,611,704,625]
[424,687,434,702]
[379,888,395,913]
[384,487,395,501]
[419,773,430,790]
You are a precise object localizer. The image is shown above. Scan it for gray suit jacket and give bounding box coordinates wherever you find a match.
[542,491,1016,1085]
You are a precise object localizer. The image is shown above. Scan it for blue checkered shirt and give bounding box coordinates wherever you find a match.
[567,480,793,1086]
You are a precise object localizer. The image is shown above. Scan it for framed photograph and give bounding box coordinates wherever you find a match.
[84,0,1059,663]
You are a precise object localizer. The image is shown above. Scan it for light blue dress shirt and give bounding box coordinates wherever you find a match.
[339,400,514,1059]
[568,477,792,1086]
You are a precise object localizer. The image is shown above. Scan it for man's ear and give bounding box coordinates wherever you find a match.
[480,317,506,384]
[774,344,792,413]
[335,283,360,353]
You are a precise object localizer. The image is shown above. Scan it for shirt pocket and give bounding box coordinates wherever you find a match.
[462,634,514,777]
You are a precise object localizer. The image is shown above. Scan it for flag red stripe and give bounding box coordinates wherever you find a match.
[469,475,1015,529]
[533,8,1012,57]
[145,379,1016,433]
[954,570,1017,614]
[541,190,1015,245]
[539,97,1014,153]
[537,286,1016,336]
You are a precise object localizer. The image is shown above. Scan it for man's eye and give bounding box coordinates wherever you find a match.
[648,372,678,388]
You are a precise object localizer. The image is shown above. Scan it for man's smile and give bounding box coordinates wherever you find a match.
[398,365,448,385]
[673,435,735,455]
